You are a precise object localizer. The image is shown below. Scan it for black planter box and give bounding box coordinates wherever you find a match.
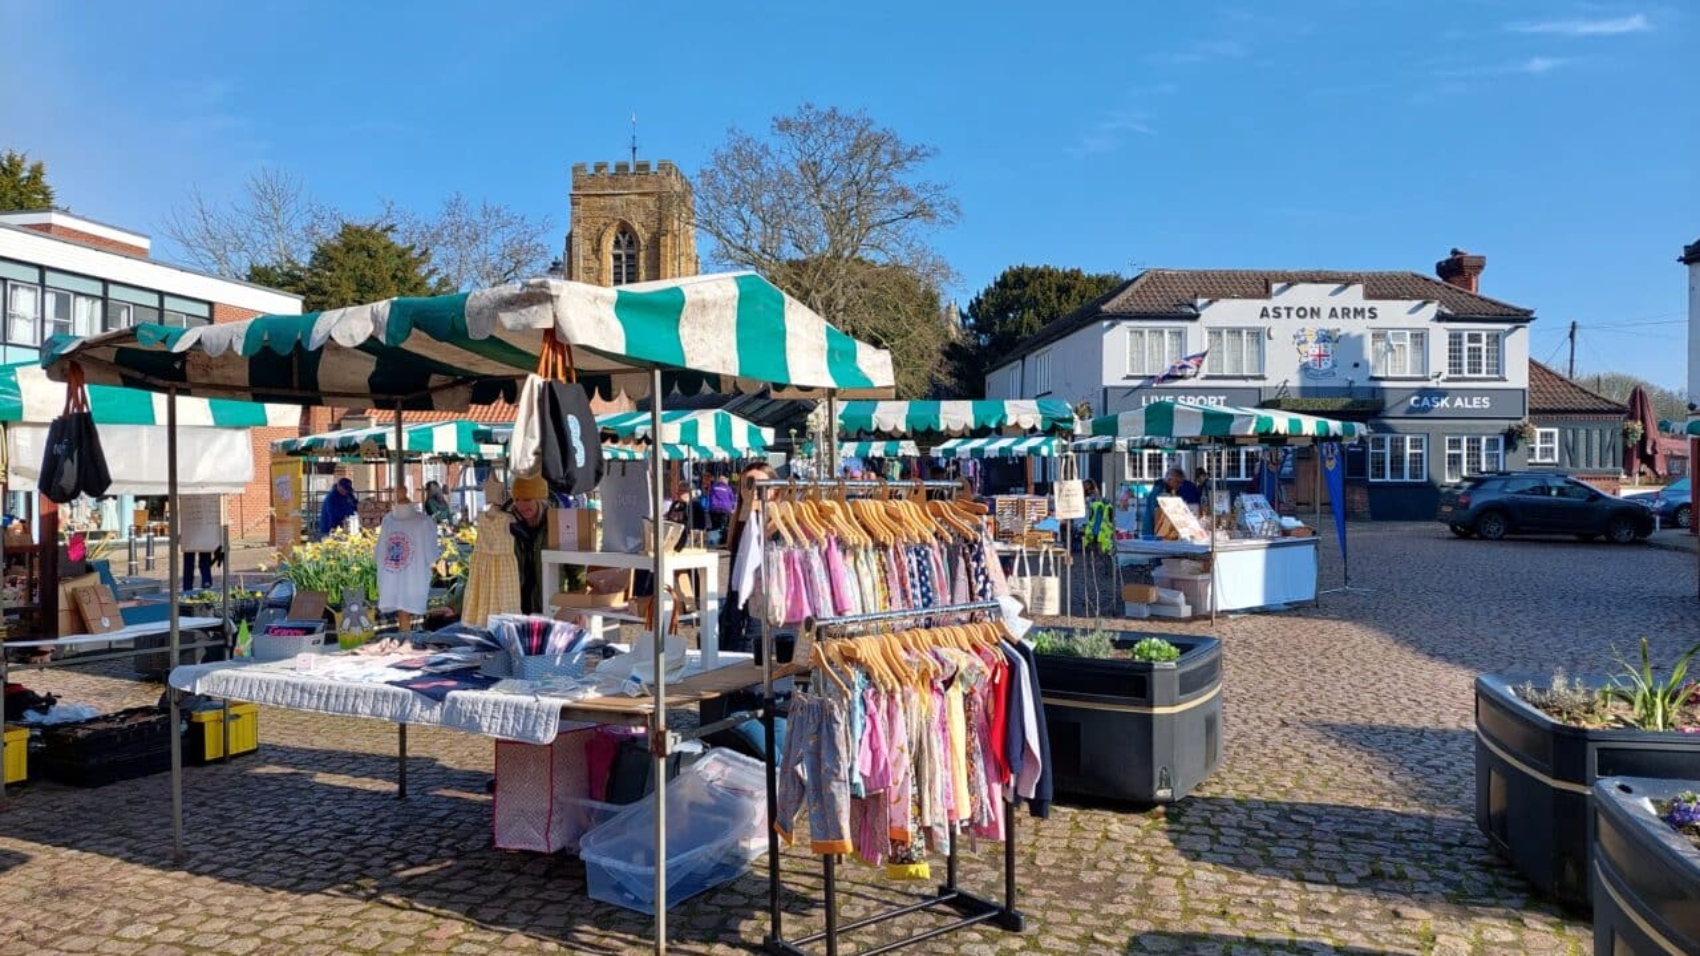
[1474,675,1700,910]
[37,707,173,788]
[1591,777,1700,956]
[1034,631,1222,804]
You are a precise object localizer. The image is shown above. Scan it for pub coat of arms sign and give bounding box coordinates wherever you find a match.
[1293,328,1341,380]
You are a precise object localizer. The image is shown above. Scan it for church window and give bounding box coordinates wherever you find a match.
[611,227,639,285]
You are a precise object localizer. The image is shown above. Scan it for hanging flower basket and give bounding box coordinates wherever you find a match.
[1622,421,1645,444]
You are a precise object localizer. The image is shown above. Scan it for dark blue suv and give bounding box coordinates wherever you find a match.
[1437,471,1654,543]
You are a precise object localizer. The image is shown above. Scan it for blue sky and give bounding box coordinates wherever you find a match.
[2,0,1694,389]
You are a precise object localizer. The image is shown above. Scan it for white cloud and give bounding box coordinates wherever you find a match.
[1148,39,1248,65]
[1436,56,1575,79]
[1069,111,1158,157]
[1508,13,1652,36]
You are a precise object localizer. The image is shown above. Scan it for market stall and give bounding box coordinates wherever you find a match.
[274,419,507,529]
[41,270,895,956]
[1080,400,1368,619]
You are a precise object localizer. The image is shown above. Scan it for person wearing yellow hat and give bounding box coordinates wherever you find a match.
[507,475,550,613]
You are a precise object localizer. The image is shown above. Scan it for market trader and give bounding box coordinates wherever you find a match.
[317,478,359,538]
[1142,467,1202,535]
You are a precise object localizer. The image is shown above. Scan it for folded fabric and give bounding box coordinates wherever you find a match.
[391,672,502,702]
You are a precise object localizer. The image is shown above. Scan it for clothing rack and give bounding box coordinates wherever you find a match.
[761,599,1026,956]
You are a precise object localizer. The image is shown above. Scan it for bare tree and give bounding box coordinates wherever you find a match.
[696,104,961,394]
[159,168,335,278]
[388,193,554,291]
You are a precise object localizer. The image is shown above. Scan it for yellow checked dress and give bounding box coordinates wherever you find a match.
[462,507,521,626]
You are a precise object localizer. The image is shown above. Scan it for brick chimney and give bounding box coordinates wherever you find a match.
[1436,248,1486,294]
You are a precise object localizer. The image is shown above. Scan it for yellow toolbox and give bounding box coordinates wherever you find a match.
[186,703,259,764]
[4,725,26,785]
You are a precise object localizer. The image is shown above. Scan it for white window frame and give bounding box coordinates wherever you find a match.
[1199,448,1257,482]
[1531,428,1559,465]
[1124,449,1175,482]
[5,281,40,346]
[1032,350,1052,394]
[1204,328,1264,377]
[1447,330,1502,378]
[1368,434,1427,482]
[1126,327,1186,377]
[1443,434,1505,482]
[1371,329,1428,378]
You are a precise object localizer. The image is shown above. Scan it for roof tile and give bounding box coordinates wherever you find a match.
[1527,361,1626,416]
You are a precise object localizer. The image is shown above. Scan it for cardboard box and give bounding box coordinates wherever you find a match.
[56,572,102,636]
[548,509,599,551]
[72,585,122,634]
[1121,584,1160,604]
[287,590,328,622]
[1284,526,1315,538]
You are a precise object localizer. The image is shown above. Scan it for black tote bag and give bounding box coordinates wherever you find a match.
[37,369,111,504]
[539,380,604,496]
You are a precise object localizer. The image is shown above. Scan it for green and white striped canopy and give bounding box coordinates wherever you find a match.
[933,436,1064,459]
[595,409,773,453]
[1070,435,1182,453]
[1088,401,1368,444]
[42,272,895,408]
[474,408,772,461]
[0,362,293,427]
[601,443,758,462]
[836,400,1075,437]
[804,440,921,458]
[273,420,501,459]
[1688,420,1700,437]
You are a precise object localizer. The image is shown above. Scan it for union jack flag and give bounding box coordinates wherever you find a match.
[1154,350,1209,384]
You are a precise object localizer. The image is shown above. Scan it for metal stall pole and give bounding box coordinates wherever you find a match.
[393,402,408,799]
[1314,444,1323,607]
[825,394,840,478]
[1208,451,1218,624]
[220,523,231,762]
[648,370,670,956]
[168,388,185,865]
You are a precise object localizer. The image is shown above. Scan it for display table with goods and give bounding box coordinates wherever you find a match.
[45,268,896,956]
[1028,628,1222,804]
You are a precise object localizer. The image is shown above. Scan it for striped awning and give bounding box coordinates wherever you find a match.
[836,400,1075,437]
[1071,435,1184,452]
[42,272,895,407]
[933,436,1064,459]
[474,409,772,461]
[804,440,921,458]
[595,409,773,453]
[273,420,500,459]
[601,443,755,462]
[1688,420,1700,437]
[1088,401,1368,444]
[0,362,293,427]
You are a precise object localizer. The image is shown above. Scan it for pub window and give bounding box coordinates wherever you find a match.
[611,226,639,286]
[1124,449,1175,482]
[1531,428,1559,464]
[4,281,40,345]
[1127,328,1185,377]
[1371,330,1428,378]
[1368,434,1427,482]
[1033,350,1052,394]
[1200,447,1256,482]
[1205,328,1264,376]
[1444,434,1504,482]
[1447,330,1502,378]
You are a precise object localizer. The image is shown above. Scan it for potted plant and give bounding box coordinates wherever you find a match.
[1591,777,1700,955]
[1031,628,1222,803]
[1475,638,1700,910]
[1622,420,1645,445]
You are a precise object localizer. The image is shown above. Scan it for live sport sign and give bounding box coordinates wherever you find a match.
[1380,387,1525,419]
[1122,387,1262,411]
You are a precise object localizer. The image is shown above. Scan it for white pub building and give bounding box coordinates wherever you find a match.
[986,250,1535,520]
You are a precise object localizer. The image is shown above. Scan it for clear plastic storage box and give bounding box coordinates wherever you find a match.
[578,749,768,914]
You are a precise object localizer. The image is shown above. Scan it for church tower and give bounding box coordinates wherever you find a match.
[564,160,698,286]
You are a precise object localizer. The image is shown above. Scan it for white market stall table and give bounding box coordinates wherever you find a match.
[542,548,722,667]
[1117,536,1319,612]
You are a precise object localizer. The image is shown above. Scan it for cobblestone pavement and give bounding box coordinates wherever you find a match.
[3,522,1697,956]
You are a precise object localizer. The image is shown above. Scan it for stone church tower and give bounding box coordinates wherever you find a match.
[564,160,698,286]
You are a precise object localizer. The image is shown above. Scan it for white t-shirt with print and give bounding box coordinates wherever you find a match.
[375,504,437,614]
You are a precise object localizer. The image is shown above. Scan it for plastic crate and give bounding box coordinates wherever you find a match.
[253,622,328,661]
[3,725,25,785]
[39,707,173,787]
[579,750,768,914]
[185,703,259,764]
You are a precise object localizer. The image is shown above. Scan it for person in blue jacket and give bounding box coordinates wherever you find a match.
[317,478,359,537]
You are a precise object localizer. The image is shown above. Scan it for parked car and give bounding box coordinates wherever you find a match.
[1649,477,1692,529]
[1437,472,1654,543]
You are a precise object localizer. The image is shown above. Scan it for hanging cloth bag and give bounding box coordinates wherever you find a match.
[534,331,605,496]
[1053,454,1086,521]
[1006,546,1033,609]
[1028,547,1061,616]
[509,375,546,480]
[38,364,111,504]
